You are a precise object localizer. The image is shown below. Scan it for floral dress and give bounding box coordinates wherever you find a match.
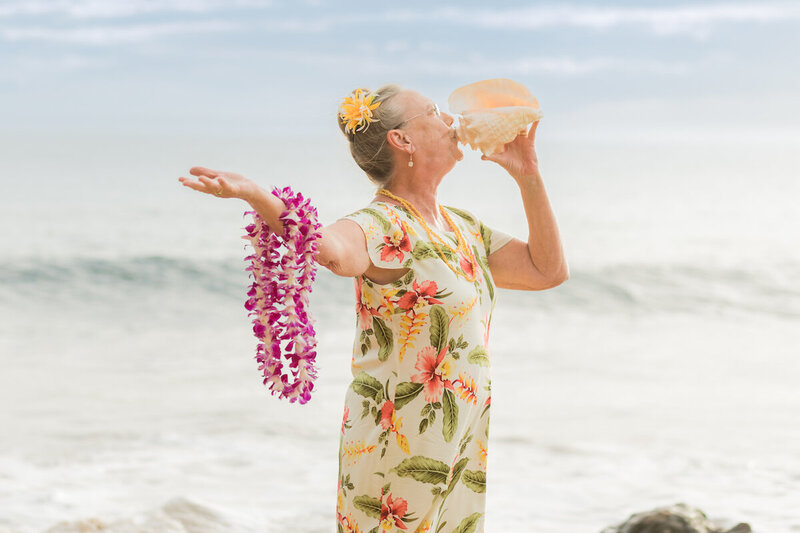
[335,201,513,533]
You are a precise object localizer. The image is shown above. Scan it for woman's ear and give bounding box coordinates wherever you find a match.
[386,129,412,151]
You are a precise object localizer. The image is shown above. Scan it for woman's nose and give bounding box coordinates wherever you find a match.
[442,112,455,127]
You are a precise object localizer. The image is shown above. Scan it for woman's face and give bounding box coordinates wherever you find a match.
[393,90,463,174]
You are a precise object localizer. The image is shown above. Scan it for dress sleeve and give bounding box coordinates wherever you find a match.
[443,205,514,258]
[481,223,514,256]
[337,206,415,270]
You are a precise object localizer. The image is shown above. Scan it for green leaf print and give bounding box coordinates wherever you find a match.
[452,512,483,533]
[353,495,382,518]
[472,244,494,302]
[412,240,438,260]
[394,382,424,410]
[458,432,473,456]
[429,305,449,354]
[478,222,492,257]
[441,389,459,442]
[359,207,392,233]
[393,268,415,287]
[351,372,382,400]
[461,470,486,493]
[413,240,457,262]
[444,206,476,225]
[467,346,490,367]
[418,418,429,434]
[445,457,469,497]
[393,455,450,485]
[372,316,393,362]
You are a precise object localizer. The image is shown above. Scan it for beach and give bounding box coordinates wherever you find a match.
[1,134,798,532]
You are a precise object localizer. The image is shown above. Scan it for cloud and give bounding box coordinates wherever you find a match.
[252,3,800,38]
[258,49,694,77]
[0,53,111,83]
[0,20,240,44]
[441,3,800,36]
[0,0,273,19]
[5,2,797,38]
[417,56,693,76]
[2,2,796,50]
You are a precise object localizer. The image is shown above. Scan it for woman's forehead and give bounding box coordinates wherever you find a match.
[404,91,435,110]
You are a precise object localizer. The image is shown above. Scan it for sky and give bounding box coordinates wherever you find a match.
[2,0,799,141]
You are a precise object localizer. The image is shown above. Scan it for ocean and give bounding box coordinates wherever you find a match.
[1,133,798,532]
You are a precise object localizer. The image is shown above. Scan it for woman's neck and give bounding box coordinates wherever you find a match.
[376,185,445,229]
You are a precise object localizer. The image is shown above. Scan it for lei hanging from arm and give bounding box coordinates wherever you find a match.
[241,87,380,404]
[243,186,323,405]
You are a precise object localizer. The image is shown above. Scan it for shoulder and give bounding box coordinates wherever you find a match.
[442,205,479,227]
[341,202,403,230]
[337,202,418,269]
[441,205,499,257]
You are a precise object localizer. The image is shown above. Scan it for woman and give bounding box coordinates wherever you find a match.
[179,83,568,532]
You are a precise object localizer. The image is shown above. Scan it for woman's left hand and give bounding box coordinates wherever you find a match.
[480,120,540,181]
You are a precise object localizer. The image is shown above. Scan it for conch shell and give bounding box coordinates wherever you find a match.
[448,78,543,156]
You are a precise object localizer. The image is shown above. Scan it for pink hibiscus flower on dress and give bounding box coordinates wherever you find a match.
[354,280,379,330]
[381,227,412,263]
[396,280,442,311]
[410,346,454,403]
[380,493,409,530]
[458,252,475,279]
[380,400,395,430]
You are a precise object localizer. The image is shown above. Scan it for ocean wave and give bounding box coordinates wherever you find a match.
[32,497,251,533]
[539,261,800,318]
[0,255,797,319]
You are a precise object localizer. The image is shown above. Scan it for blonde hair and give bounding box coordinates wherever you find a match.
[337,83,406,187]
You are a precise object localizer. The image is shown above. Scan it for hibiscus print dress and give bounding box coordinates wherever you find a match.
[335,201,513,533]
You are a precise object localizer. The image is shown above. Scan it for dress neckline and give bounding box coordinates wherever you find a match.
[371,200,457,236]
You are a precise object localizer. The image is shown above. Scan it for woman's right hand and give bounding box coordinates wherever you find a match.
[178,166,258,201]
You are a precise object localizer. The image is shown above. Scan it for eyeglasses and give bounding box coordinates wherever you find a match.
[393,104,442,129]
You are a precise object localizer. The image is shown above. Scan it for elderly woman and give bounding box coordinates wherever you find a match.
[179,83,568,532]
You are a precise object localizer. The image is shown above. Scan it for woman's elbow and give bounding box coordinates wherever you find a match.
[549,266,570,287]
[536,266,569,290]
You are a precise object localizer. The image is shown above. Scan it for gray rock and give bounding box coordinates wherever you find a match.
[600,503,752,533]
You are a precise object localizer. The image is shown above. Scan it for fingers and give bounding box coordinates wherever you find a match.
[179,177,209,193]
[190,166,220,178]
[528,120,539,139]
[178,175,223,196]
[197,175,217,187]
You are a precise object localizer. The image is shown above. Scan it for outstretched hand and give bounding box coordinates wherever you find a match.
[178,166,257,201]
[480,120,540,181]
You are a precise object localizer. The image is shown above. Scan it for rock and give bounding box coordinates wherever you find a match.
[600,503,752,533]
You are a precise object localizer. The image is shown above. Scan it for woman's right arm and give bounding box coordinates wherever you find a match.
[179,166,370,277]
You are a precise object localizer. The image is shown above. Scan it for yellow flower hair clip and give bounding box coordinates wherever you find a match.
[339,88,381,134]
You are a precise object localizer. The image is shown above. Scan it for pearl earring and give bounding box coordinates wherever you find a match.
[408,153,414,167]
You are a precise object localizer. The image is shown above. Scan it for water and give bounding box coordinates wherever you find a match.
[1,133,798,532]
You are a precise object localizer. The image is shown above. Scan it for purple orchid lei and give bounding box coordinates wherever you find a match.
[243,186,322,404]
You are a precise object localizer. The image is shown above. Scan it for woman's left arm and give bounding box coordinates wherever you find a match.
[481,121,569,291]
